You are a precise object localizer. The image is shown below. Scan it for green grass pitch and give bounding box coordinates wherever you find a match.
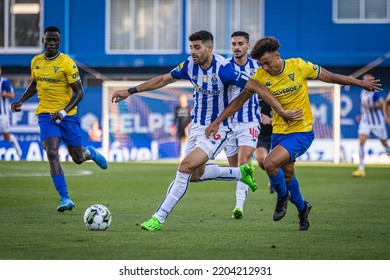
[0,161,389,260]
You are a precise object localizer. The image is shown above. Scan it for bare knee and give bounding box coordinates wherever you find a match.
[46,146,59,162]
[263,158,278,177]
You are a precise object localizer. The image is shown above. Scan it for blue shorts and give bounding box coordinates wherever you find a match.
[271,130,315,162]
[38,114,82,147]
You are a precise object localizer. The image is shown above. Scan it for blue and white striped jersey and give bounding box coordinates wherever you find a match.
[226,57,261,123]
[170,54,250,127]
[0,77,14,117]
[360,89,386,126]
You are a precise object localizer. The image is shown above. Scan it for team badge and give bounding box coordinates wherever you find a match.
[211,74,218,85]
[54,66,59,73]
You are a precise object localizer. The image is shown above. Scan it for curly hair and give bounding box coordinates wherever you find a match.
[250,37,280,60]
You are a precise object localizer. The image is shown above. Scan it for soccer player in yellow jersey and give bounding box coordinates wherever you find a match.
[206,37,381,230]
[11,26,108,212]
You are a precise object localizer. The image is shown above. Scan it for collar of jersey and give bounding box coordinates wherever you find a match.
[277,59,286,75]
[44,52,60,60]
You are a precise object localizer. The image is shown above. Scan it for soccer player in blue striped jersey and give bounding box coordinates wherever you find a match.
[0,66,22,157]
[222,31,261,219]
[352,73,390,178]
[205,37,382,230]
[111,30,302,231]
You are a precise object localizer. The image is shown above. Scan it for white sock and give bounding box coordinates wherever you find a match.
[235,181,248,210]
[10,134,22,156]
[199,164,241,181]
[154,171,191,223]
[358,144,365,170]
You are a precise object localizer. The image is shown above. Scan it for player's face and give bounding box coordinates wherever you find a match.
[43,31,61,58]
[258,52,282,76]
[190,40,212,67]
[231,36,249,60]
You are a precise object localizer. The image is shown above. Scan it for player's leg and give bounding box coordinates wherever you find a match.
[352,133,368,177]
[0,116,22,157]
[255,145,273,193]
[264,145,290,221]
[61,115,107,169]
[265,130,314,224]
[38,114,74,212]
[141,147,208,231]
[194,124,256,189]
[43,136,74,212]
[280,132,314,230]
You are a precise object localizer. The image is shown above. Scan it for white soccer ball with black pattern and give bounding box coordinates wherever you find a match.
[83,204,112,231]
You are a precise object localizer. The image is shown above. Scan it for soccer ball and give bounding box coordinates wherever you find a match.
[83,204,112,231]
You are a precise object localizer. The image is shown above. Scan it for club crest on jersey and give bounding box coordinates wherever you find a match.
[203,75,208,83]
[54,66,59,73]
[250,68,256,76]
[288,73,294,81]
[211,74,218,85]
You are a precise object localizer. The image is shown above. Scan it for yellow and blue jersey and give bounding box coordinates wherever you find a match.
[31,52,80,116]
[252,58,320,134]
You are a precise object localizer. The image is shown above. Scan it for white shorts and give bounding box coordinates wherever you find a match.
[224,122,260,157]
[0,115,10,133]
[184,122,234,160]
[358,122,388,140]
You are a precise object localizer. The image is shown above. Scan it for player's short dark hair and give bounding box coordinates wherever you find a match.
[44,26,61,35]
[231,31,249,42]
[250,37,280,60]
[189,30,214,44]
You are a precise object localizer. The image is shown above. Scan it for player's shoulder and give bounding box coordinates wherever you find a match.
[31,53,44,63]
[59,53,76,63]
[214,53,229,66]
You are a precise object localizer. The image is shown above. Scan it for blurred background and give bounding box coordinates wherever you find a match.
[1,0,389,164]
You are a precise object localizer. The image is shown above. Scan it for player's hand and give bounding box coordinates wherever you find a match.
[111,89,130,103]
[362,77,382,92]
[281,108,303,123]
[49,110,67,124]
[205,122,220,139]
[11,101,23,112]
[261,114,271,125]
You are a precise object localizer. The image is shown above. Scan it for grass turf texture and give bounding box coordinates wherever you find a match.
[0,161,389,260]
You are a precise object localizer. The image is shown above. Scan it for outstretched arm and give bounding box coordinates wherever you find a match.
[10,80,37,112]
[205,78,303,138]
[111,73,178,103]
[319,68,382,92]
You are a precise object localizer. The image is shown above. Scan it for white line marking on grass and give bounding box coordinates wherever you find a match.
[0,170,93,177]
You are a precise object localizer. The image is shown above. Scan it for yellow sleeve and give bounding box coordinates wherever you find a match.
[298,58,320,80]
[65,58,81,84]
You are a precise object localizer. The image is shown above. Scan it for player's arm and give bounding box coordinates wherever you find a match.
[49,80,84,123]
[319,68,382,92]
[111,73,178,103]
[384,93,390,125]
[205,79,303,138]
[245,79,303,122]
[10,80,37,113]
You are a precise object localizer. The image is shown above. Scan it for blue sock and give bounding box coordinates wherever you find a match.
[52,174,69,200]
[287,175,305,211]
[270,169,287,198]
